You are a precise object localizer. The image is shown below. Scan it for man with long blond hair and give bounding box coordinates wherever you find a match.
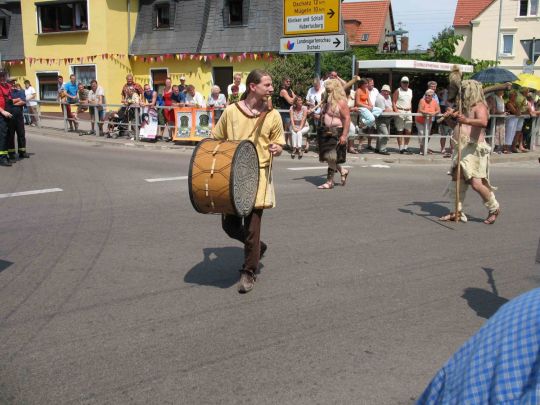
[316,79,351,189]
[439,80,501,225]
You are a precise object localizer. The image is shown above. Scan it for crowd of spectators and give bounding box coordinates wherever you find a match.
[275,72,540,156]
[19,70,540,152]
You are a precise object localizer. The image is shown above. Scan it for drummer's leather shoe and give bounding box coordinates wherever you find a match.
[238,270,256,294]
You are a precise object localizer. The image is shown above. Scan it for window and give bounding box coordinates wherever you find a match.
[501,34,514,55]
[36,73,59,101]
[154,3,170,29]
[361,33,369,41]
[37,1,88,34]
[0,17,8,39]
[519,0,538,16]
[71,65,96,87]
[223,0,249,26]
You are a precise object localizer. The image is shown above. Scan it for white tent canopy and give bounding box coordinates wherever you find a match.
[358,59,474,73]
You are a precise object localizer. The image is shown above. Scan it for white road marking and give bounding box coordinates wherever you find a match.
[370,164,391,168]
[0,188,63,199]
[145,176,188,183]
[287,166,352,171]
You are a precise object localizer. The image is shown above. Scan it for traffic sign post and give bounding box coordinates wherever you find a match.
[280,34,345,54]
[283,0,341,36]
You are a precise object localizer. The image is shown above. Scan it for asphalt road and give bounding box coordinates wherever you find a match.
[1,133,539,404]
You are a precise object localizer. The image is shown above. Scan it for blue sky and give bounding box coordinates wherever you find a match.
[342,0,459,50]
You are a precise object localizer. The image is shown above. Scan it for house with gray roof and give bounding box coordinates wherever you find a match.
[131,0,283,55]
[0,0,24,62]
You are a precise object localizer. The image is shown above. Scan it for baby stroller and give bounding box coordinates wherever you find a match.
[106,104,137,139]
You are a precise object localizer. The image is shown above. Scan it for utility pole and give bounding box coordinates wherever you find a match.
[315,52,321,79]
[495,0,503,64]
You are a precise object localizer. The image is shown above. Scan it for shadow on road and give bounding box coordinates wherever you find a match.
[461,267,509,319]
[184,247,247,289]
[292,175,327,187]
[0,260,13,274]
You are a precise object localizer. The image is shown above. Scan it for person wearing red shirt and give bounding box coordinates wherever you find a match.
[0,69,14,167]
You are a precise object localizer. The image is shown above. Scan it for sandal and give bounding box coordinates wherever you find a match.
[317,182,334,190]
[439,212,466,222]
[340,169,349,186]
[484,209,500,225]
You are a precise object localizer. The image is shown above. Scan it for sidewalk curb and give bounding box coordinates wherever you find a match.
[28,127,540,165]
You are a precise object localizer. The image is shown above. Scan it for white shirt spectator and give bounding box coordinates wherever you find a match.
[88,86,106,106]
[186,91,206,107]
[306,85,325,114]
[207,93,227,108]
[227,83,246,96]
[25,86,37,107]
[369,87,379,106]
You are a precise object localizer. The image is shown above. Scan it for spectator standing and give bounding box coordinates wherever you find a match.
[226,73,246,97]
[88,79,106,136]
[142,83,157,107]
[178,75,187,93]
[416,89,440,154]
[228,85,241,104]
[515,87,534,152]
[306,77,325,153]
[289,96,309,159]
[374,84,393,155]
[77,82,89,114]
[278,77,296,149]
[347,84,359,154]
[24,80,38,126]
[165,85,186,141]
[0,69,13,166]
[160,78,174,141]
[8,82,28,160]
[393,76,413,154]
[486,89,506,153]
[64,74,79,131]
[121,74,143,104]
[504,91,520,153]
[184,85,206,107]
[207,85,227,108]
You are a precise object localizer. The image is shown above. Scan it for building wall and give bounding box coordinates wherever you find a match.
[19,0,139,111]
[380,12,394,49]
[454,27,472,59]
[131,59,269,95]
[460,0,540,74]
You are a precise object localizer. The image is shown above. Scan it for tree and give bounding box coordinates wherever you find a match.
[428,27,466,64]
[266,54,315,101]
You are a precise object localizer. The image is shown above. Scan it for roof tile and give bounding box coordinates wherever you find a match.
[342,0,391,46]
[453,0,495,27]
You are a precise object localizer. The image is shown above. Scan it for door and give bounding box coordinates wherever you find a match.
[213,67,233,97]
[151,69,168,93]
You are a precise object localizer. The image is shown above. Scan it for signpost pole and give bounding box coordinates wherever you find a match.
[315,52,321,79]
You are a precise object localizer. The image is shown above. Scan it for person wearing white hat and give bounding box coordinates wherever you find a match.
[178,75,187,93]
[227,73,246,98]
[374,84,393,155]
[392,76,413,154]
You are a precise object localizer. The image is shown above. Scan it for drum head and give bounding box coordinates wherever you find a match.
[230,140,259,217]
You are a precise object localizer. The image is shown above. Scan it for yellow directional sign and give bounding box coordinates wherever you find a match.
[283,0,341,36]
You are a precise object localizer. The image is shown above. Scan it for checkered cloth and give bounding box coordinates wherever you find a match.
[417,288,540,404]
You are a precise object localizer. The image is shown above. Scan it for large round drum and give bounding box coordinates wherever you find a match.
[189,139,260,217]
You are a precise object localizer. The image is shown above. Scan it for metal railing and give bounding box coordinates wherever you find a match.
[30,101,540,154]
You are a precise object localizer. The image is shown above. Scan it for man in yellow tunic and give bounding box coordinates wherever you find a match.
[212,69,285,293]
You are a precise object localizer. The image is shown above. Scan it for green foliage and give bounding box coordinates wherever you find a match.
[427,26,466,63]
[321,51,354,81]
[266,54,315,100]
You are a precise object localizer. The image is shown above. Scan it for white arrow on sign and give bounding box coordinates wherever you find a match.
[280,34,346,54]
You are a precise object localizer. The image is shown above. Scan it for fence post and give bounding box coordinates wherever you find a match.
[423,118,429,156]
[62,102,68,132]
[37,103,42,128]
[489,115,496,153]
[134,106,140,141]
[94,105,99,135]
[532,116,539,151]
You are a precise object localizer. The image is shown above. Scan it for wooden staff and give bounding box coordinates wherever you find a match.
[454,86,462,222]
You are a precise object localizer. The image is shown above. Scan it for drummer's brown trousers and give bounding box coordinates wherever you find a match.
[221,209,263,274]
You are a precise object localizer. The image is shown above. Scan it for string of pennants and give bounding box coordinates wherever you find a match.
[18,52,275,66]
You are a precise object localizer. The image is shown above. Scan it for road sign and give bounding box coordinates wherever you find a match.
[280,34,345,54]
[283,0,340,36]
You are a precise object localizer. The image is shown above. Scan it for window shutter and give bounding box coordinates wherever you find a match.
[242,0,249,25]
[169,1,176,28]
[152,5,157,29]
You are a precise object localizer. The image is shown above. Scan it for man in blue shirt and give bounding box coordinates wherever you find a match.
[62,74,79,131]
[8,82,29,160]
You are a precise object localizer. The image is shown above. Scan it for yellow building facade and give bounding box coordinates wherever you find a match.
[11,0,277,112]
